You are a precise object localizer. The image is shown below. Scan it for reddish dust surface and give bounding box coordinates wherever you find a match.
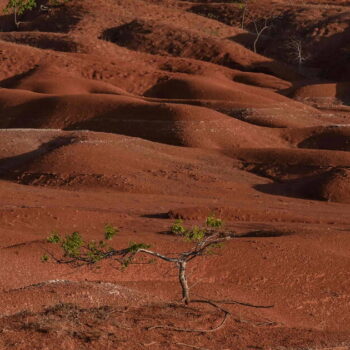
[0,0,350,349]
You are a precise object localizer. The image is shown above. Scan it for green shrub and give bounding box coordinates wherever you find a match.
[3,0,37,28]
[46,215,227,305]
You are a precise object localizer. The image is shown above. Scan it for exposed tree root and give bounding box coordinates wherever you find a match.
[147,299,274,333]
[201,299,274,309]
[147,299,230,333]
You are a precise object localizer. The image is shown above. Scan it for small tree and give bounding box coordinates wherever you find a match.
[285,38,310,72]
[238,0,250,30]
[3,0,37,29]
[46,218,230,305]
[44,218,272,332]
[253,17,271,53]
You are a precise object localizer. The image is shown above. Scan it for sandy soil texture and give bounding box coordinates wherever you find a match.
[0,0,350,349]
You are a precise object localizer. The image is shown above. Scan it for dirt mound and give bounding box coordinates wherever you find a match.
[101,19,299,81]
[188,0,350,80]
[5,134,177,191]
[231,71,291,90]
[296,126,350,151]
[305,168,350,203]
[292,81,350,105]
[0,129,64,164]
[1,0,350,348]
[144,74,323,127]
[0,65,131,95]
[0,32,79,52]
[0,90,284,148]
[0,280,143,316]
[155,57,293,90]
[0,131,280,194]
[143,98,323,128]
[231,148,350,181]
[168,206,317,224]
[2,297,347,350]
[100,19,252,70]
[145,75,291,103]
[231,146,350,202]
[4,129,349,203]
[0,0,82,32]
[263,167,350,203]
[282,125,350,151]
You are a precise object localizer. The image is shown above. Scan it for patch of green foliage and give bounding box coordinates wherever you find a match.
[3,0,37,16]
[46,215,224,267]
[128,242,151,253]
[104,224,118,240]
[47,231,61,243]
[61,232,84,258]
[3,0,71,28]
[206,215,222,228]
[41,254,49,262]
[48,231,84,258]
[170,214,223,242]
[170,219,186,235]
[184,225,205,242]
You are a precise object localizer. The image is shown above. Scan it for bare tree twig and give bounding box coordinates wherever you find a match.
[253,17,270,53]
[285,38,311,71]
[240,0,250,30]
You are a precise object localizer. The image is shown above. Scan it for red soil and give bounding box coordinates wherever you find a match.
[0,0,350,349]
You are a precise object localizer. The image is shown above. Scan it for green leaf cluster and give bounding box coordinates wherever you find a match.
[4,0,37,15]
[184,225,205,242]
[61,231,84,258]
[48,231,84,258]
[170,215,223,242]
[41,254,49,262]
[128,242,151,253]
[46,223,150,266]
[45,215,224,268]
[104,224,119,240]
[170,219,186,235]
[47,231,61,243]
[206,215,222,228]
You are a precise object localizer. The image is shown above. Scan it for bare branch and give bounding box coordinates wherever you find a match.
[253,17,270,53]
[240,0,250,30]
[137,249,179,263]
[285,38,311,70]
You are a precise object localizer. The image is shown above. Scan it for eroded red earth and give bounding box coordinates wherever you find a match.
[0,0,350,349]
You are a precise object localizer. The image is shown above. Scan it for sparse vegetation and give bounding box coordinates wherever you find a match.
[3,0,37,28]
[170,219,186,234]
[46,218,231,304]
[285,37,311,71]
[40,254,49,262]
[253,17,271,53]
[44,217,272,332]
[3,0,70,29]
[238,0,250,29]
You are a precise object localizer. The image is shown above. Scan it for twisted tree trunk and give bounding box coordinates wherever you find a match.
[179,261,190,304]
